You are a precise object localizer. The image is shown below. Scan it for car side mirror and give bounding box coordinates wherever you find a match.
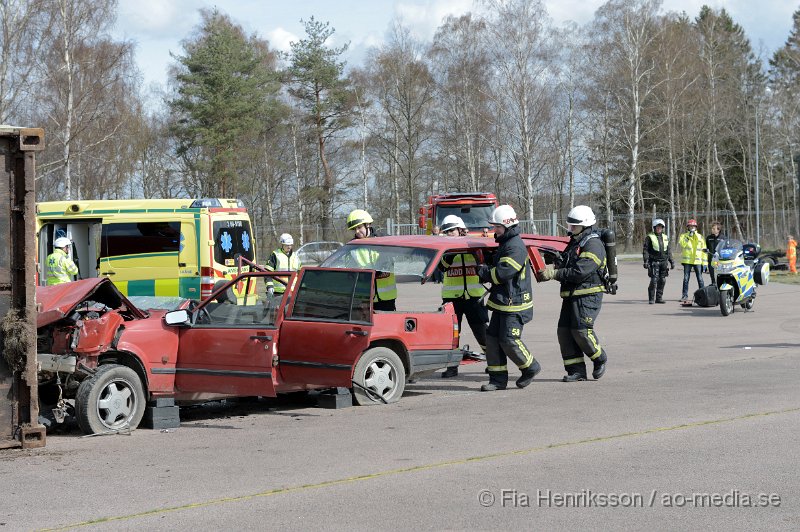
[164,309,190,326]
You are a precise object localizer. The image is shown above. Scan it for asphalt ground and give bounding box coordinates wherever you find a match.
[2,262,798,531]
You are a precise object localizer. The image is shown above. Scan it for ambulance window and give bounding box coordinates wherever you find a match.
[101,222,180,258]
[213,220,255,265]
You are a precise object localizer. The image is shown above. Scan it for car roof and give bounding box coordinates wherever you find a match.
[333,234,569,281]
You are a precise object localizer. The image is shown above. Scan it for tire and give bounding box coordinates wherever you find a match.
[764,257,776,267]
[76,364,146,434]
[720,290,734,316]
[753,262,770,285]
[352,347,406,406]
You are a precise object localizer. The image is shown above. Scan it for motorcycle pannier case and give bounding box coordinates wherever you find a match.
[694,285,720,307]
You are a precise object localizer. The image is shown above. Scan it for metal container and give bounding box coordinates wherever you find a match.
[0,126,45,449]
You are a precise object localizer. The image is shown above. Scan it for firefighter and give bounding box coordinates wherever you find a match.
[540,205,607,382]
[46,237,79,285]
[476,205,540,391]
[438,215,488,378]
[266,233,301,297]
[347,209,397,311]
[642,218,674,304]
[788,235,798,274]
[678,219,706,303]
[705,221,724,283]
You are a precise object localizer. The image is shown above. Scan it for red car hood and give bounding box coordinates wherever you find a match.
[37,278,147,328]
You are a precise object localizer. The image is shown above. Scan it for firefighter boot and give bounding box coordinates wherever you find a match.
[481,371,508,392]
[592,350,607,380]
[562,361,588,382]
[515,360,541,388]
[441,365,459,378]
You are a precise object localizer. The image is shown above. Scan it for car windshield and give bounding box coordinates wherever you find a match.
[716,239,744,260]
[436,205,495,231]
[322,244,438,279]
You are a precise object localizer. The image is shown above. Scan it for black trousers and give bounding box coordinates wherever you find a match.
[647,260,669,301]
[557,293,604,375]
[374,299,396,312]
[445,297,488,352]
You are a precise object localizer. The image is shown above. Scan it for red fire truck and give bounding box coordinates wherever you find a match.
[418,192,499,235]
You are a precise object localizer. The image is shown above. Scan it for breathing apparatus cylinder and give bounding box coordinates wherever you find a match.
[600,228,618,294]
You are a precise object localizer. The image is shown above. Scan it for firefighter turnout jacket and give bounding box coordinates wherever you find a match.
[265,248,301,294]
[554,231,607,298]
[46,248,79,285]
[477,225,533,315]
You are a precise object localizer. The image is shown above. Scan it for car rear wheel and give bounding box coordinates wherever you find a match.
[352,347,406,406]
[76,364,146,434]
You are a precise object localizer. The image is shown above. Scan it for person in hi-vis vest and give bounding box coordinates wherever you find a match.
[437,215,488,378]
[46,236,79,285]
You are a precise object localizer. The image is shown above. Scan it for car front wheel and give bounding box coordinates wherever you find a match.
[352,347,406,406]
[76,364,146,434]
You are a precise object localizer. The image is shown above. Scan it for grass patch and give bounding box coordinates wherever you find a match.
[767,271,800,285]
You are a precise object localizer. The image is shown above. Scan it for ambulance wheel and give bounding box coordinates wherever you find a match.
[720,291,734,316]
[352,347,406,406]
[76,364,146,434]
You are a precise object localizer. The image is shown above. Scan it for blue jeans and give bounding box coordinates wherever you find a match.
[682,264,704,299]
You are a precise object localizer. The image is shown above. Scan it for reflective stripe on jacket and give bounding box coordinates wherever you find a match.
[46,249,78,285]
[679,231,706,265]
[440,253,486,300]
[266,249,300,293]
[643,232,672,263]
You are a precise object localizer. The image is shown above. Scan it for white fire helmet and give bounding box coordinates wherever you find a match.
[566,205,596,227]
[54,237,72,249]
[652,218,666,230]
[489,205,519,228]
[440,215,466,233]
[279,233,294,245]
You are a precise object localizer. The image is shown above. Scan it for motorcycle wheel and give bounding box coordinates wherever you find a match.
[742,298,754,311]
[720,290,734,316]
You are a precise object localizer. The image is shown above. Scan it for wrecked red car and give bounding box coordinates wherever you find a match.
[36,235,568,435]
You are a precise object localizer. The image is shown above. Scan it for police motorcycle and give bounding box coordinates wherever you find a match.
[712,239,769,316]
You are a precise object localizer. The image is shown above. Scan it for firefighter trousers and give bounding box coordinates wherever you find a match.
[557,293,604,376]
[485,312,536,375]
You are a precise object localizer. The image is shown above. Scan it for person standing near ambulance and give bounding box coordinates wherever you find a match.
[539,205,608,382]
[46,237,79,285]
[266,233,301,297]
[476,205,540,391]
[438,215,488,378]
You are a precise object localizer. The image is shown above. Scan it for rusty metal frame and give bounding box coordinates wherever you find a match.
[1,126,45,449]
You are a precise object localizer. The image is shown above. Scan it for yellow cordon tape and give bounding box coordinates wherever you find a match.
[47,406,800,530]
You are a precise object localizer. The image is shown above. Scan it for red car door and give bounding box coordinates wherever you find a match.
[277,268,374,388]
[174,274,280,397]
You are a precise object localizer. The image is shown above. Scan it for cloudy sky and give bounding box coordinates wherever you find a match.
[113,0,798,90]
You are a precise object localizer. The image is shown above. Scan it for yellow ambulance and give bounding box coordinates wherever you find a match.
[36,198,256,299]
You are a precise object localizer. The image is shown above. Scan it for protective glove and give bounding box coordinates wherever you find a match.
[267,286,274,297]
[643,262,649,269]
[539,265,557,282]
[669,261,675,270]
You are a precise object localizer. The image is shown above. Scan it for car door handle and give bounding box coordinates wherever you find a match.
[250,335,273,342]
[102,271,115,275]
[345,330,368,336]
